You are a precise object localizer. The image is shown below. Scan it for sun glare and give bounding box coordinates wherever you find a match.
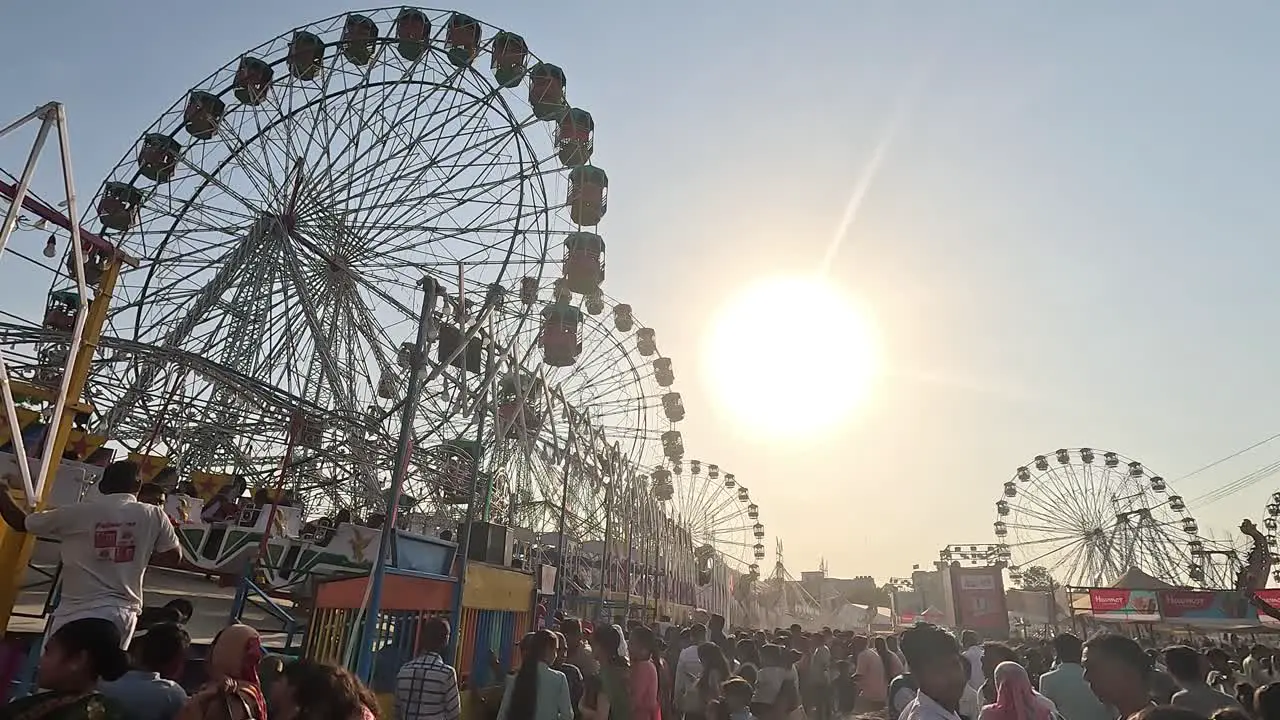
[702,276,879,438]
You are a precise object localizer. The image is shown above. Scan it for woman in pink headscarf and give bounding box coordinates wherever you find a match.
[979,662,1058,720]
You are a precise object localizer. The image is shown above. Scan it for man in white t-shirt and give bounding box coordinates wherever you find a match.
[0,459,182,647]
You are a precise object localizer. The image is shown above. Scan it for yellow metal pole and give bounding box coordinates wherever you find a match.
[0,256,121,629]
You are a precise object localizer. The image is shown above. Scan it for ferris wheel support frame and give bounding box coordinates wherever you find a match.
[355,278,439,682]
[0,102,140,630]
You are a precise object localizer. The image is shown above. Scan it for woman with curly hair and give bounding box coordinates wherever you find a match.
[268,659,380,720]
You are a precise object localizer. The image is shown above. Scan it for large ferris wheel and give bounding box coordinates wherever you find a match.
[0,6,771,580]
[993,448,1198,587]
[36,8,615,511]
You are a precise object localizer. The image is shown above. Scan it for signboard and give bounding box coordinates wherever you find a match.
[1158,590,1256,621]
[1088,589,1161,622]
[948,565,1009,637]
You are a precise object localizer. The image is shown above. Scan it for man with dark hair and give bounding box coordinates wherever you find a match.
[0,459,180,647]
[1164,645,1239,716]
[101,622,190,720]
[1040,633,1109,720]
[898,623,968,720]
[396,617,461,720]
[978,642,1019,703]
[1083,633,1156,720]
[675,622,707,701]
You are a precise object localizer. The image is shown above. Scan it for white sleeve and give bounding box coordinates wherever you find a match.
[154,510,181,554]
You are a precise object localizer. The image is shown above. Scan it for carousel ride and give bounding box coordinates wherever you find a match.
[0,7,770,630]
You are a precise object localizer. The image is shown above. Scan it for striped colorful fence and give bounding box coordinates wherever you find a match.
[454,607,530,688]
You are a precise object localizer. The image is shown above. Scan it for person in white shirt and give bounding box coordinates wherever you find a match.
[899,623,970,720]
[674,623,707,701]
[961,631,985,690]
[0,460,182,648]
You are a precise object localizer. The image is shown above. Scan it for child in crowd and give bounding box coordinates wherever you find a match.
[832,659,859,719]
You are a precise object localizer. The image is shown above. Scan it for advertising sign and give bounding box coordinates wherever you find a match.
[1158,590,1256,621]
[1254,590,1280,624]
[948,565,1009,637]
[1088,589,1161,622]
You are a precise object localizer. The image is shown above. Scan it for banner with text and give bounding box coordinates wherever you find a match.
[1088,589,1161,622]
[1158,590,1257,621]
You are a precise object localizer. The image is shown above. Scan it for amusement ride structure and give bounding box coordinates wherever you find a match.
[0,7,788,675]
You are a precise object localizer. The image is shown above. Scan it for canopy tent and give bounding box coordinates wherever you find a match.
[1110,567,1174,590]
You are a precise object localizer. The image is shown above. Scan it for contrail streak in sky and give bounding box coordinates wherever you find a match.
[819,65,932,275]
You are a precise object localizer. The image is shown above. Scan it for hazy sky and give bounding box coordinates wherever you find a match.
[6,1,1280,582]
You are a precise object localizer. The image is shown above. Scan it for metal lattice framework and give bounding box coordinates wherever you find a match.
[35,8,615,517]
[993,448,1198,587]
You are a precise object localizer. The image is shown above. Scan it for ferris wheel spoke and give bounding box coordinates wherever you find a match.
[1014,492,1089,535]
[1009,500,1084,534]
[1042,466,1099,529]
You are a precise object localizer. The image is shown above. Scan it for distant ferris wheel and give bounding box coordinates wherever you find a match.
[993,448,1197,587]
[655,459,765,575]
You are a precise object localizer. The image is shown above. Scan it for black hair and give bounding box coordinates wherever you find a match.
[419,617,450,653]
[698,642,731,693]
[281,658,380,720]
[735,638,760,667]
[1084,633,1152,675]
[1053,633,1084,664]
[722,677,753,701]
[135,622,190,672]
[99,460,141,495]
[51,618,129,682]
[630,625,663,679]
[1162,646,1202,683]
[1211,708,1252,720]
[593,623,629,667]
[1134,706,1216,720]
[165,598,194,622]
[961,630,978,646]
[899,623,959,673]
[689,622,707,640]
[561,618,583,636]
[510,630,557,720]
[1256,682,1280,720]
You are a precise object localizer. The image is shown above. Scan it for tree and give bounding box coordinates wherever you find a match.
[1017,565,1056,591]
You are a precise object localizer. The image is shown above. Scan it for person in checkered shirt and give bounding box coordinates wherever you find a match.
[397,618,462,720]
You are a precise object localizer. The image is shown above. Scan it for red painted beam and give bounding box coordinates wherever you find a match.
[0,179,136,266]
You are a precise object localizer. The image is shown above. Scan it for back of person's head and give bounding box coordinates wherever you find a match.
[592,623,628,666]
[852,635,868,653]
[166,598,194,623]
[690,622,707,642]
[1236,682,1257,710]
[886,634,900,651]
[1085,633,1152,680]
[561,617,583,638]
[710,614,726,631]
[135,622,190,677]
[899,623,960,675]
[1257,682,1280,720]
[510,631,557,720]
[722,677,754,707]
[1211,708,1252,720]
[100,460,141,495]
[961,630,978,647]
[280,659,379,720]
[1163,645,1203,684]
[419,617,450,653]
[1134,706,1216,720]
[39,618,129,689]
[1053,633,1084,664]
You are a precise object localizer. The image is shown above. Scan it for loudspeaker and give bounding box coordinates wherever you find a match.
[467,521,512,565]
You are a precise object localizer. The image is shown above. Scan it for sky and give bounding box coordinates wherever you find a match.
[6,1,1280,583]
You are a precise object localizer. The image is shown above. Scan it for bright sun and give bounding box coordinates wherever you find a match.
[702,275,879,437]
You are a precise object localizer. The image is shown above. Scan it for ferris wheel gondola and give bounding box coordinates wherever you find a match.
[994,448,1197,587]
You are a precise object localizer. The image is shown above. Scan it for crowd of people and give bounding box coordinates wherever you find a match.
[13,459,1280,720]
[444,612,1280,720]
